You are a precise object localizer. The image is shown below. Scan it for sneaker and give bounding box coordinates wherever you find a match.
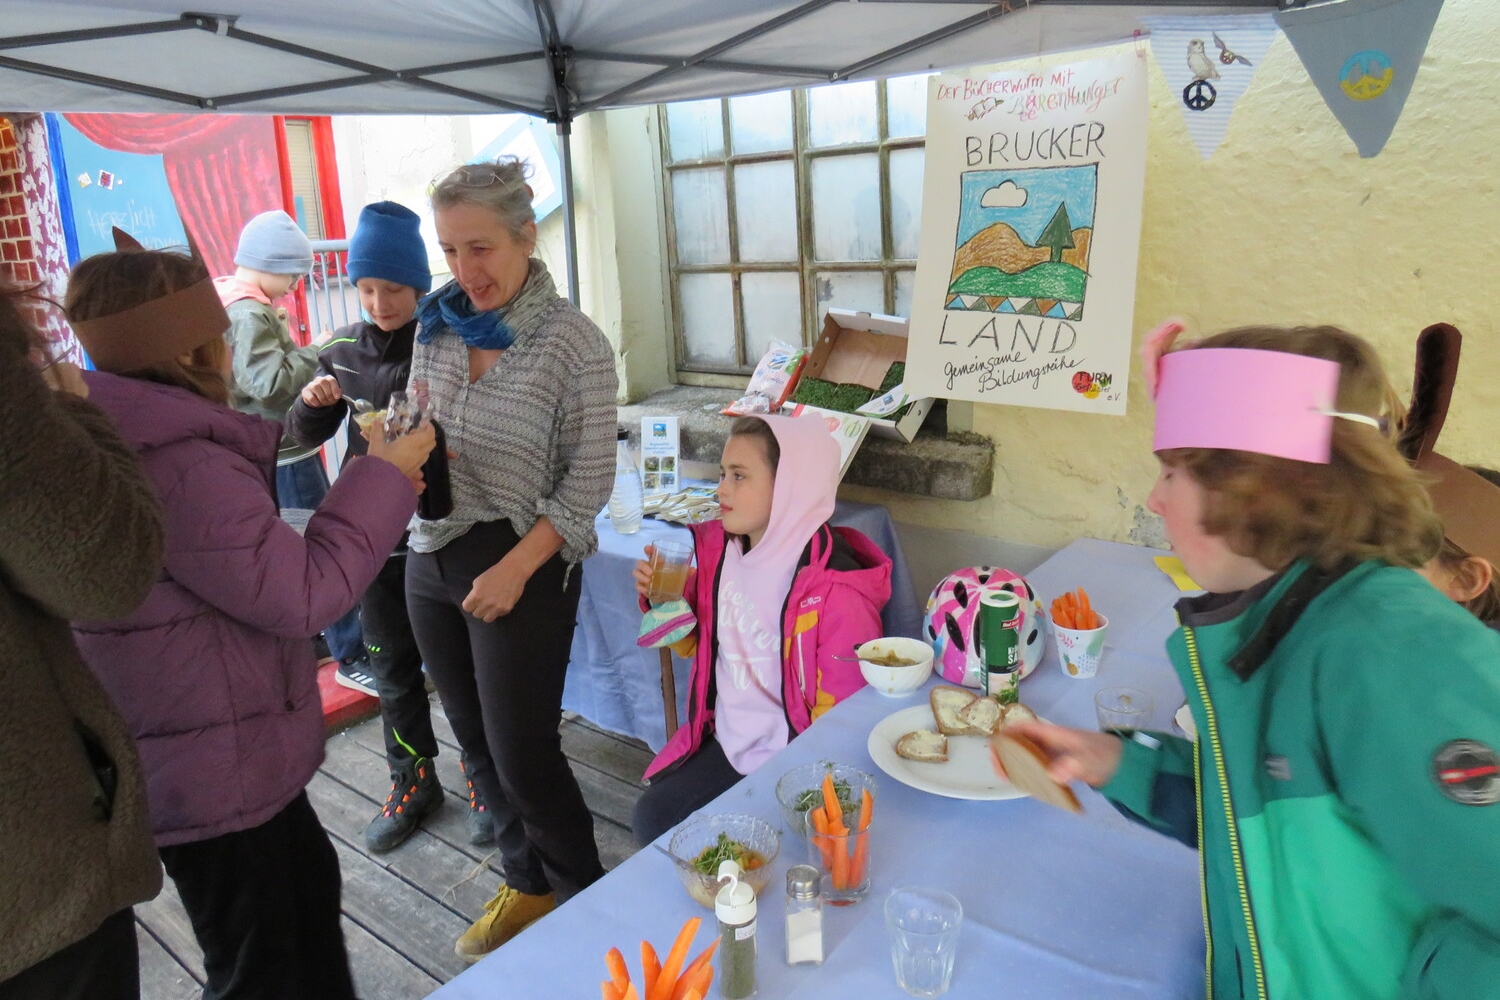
[454,885,555,962]
[460,754,497,848]
[335,656,378,697]
[364,757,443,853]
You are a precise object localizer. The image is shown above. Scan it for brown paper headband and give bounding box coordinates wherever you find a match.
[69,227,230,373]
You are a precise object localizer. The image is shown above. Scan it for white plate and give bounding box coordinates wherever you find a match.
[1174,702,1197,741]
[866,704,1027,801]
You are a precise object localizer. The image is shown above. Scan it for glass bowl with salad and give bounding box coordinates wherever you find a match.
[775,762,877,843]
[666,813,780,909]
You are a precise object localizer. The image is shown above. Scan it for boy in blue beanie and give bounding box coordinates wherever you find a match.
[289,201,493,851]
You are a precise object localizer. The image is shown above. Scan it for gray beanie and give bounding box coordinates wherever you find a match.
[234,210,314,275]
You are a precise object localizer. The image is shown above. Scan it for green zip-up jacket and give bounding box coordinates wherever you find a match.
[1101,559,1500,1000]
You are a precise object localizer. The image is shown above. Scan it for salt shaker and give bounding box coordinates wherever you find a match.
[715,859,758,998]
[784,864,824,967]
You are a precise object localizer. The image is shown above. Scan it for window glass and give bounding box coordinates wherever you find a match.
[808,81,878,147]
[889,147,925,260]
[729,91,793,154]
[733,161,798,262]
[671,168,730,265]
[741,272,804,360]
[887,73,931,139]
[814,269,885,315]
[666,100,724,161]
[679,272,737,367]
[894,269,916,319]
[811,154,881,262]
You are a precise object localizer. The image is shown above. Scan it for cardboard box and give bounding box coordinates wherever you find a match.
[789,308,934,442]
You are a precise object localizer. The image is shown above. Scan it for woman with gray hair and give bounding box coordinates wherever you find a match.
[405,156,617,962]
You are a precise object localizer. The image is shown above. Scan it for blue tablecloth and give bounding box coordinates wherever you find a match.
[563,500,925,751]
[436,537,1203,1000]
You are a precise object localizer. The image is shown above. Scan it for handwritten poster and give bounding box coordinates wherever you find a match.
[904,51,1148,415]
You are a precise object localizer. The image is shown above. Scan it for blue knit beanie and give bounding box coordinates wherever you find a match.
[234,210,313,275]
[347,201,432,294]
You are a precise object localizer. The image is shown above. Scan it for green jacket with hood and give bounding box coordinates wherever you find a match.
[1101,559,1500,1000]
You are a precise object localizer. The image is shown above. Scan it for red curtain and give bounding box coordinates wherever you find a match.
[62,114,283,279]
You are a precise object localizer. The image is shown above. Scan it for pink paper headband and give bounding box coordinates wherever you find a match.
[1151,344,1379,464]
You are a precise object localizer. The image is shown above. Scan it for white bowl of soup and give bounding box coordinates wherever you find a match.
[856,637,934,697]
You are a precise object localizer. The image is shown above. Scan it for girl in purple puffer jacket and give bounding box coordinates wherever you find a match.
[64,237,434,1000]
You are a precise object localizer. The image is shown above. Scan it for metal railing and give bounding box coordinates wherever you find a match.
[306,239,356,340]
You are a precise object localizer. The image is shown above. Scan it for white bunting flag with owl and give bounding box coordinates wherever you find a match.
[1140,13,1280,159]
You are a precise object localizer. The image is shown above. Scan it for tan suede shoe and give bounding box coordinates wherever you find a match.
[454,885,557,963]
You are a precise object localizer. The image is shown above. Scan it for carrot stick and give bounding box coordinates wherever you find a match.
[623,985,641,1000]
[849,829,870,889]
[679,938,719,984]
[833,829,850,890]
[681,992,703,1000]
[849,788,874,886]
[810,807,836,874]
[606,947,630,993]
[820,772,848,834]
[603,982,622,1000]
[642,941,661,999]
[649,917,701,1000]
[671,962,714,1000]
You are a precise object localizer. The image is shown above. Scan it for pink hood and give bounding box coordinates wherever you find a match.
[737,413,840,566]
[213,273,273,307]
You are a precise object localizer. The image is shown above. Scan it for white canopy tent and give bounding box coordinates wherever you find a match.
[0,0,1290,297]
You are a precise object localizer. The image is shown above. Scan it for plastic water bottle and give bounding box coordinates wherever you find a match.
[608,428,644,534]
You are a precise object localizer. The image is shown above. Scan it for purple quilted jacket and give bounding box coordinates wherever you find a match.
[72,371,415,846]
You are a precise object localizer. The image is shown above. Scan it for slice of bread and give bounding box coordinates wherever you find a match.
[989,731,1082,813]
[958,696,1002,736]
[930,685,980,735]
[1000,702,1038,728]
[895,730,949,763]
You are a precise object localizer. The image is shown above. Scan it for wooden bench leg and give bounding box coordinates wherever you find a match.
[659,647,679,740]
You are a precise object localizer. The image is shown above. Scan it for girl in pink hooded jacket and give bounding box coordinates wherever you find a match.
[631,414,891,845]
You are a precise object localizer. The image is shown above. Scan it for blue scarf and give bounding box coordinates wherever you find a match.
[415,280,515,350]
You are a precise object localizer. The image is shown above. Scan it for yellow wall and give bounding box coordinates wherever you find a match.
[842,1,1500,549]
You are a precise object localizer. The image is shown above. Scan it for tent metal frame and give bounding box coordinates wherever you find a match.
[0,0,1303,301]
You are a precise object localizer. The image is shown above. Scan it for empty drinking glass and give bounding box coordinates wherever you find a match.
[885,887,962,997]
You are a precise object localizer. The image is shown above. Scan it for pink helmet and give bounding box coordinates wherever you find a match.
[923,567,1048,687]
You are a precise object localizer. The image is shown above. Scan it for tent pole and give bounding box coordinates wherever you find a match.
[556,120,580,306]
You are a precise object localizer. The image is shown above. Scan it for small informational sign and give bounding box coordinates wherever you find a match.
[640,415,681,496]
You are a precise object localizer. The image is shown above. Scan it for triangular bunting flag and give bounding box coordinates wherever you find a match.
[1275,0,1444,158]
[1141,13,1279,158]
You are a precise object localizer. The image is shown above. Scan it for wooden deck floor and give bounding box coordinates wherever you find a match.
[135,698,655,999]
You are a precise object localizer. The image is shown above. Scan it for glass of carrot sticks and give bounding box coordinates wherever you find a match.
[1049,587,1108,679]
[803,767,878,905]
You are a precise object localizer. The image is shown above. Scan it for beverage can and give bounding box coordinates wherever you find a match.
[979,590,1022,701]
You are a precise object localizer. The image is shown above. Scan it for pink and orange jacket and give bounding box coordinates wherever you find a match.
[642,518,891,781]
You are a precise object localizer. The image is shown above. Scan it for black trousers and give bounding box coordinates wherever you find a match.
[0,907,138,1000]
[361,547,438,767]
[406,519,604,900]
[157,792,354,1000]
[631,735,742,847]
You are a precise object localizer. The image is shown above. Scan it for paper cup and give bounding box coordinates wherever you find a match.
[1053,613,1107,678]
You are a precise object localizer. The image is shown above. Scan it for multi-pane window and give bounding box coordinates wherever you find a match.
[661,75,928,377]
